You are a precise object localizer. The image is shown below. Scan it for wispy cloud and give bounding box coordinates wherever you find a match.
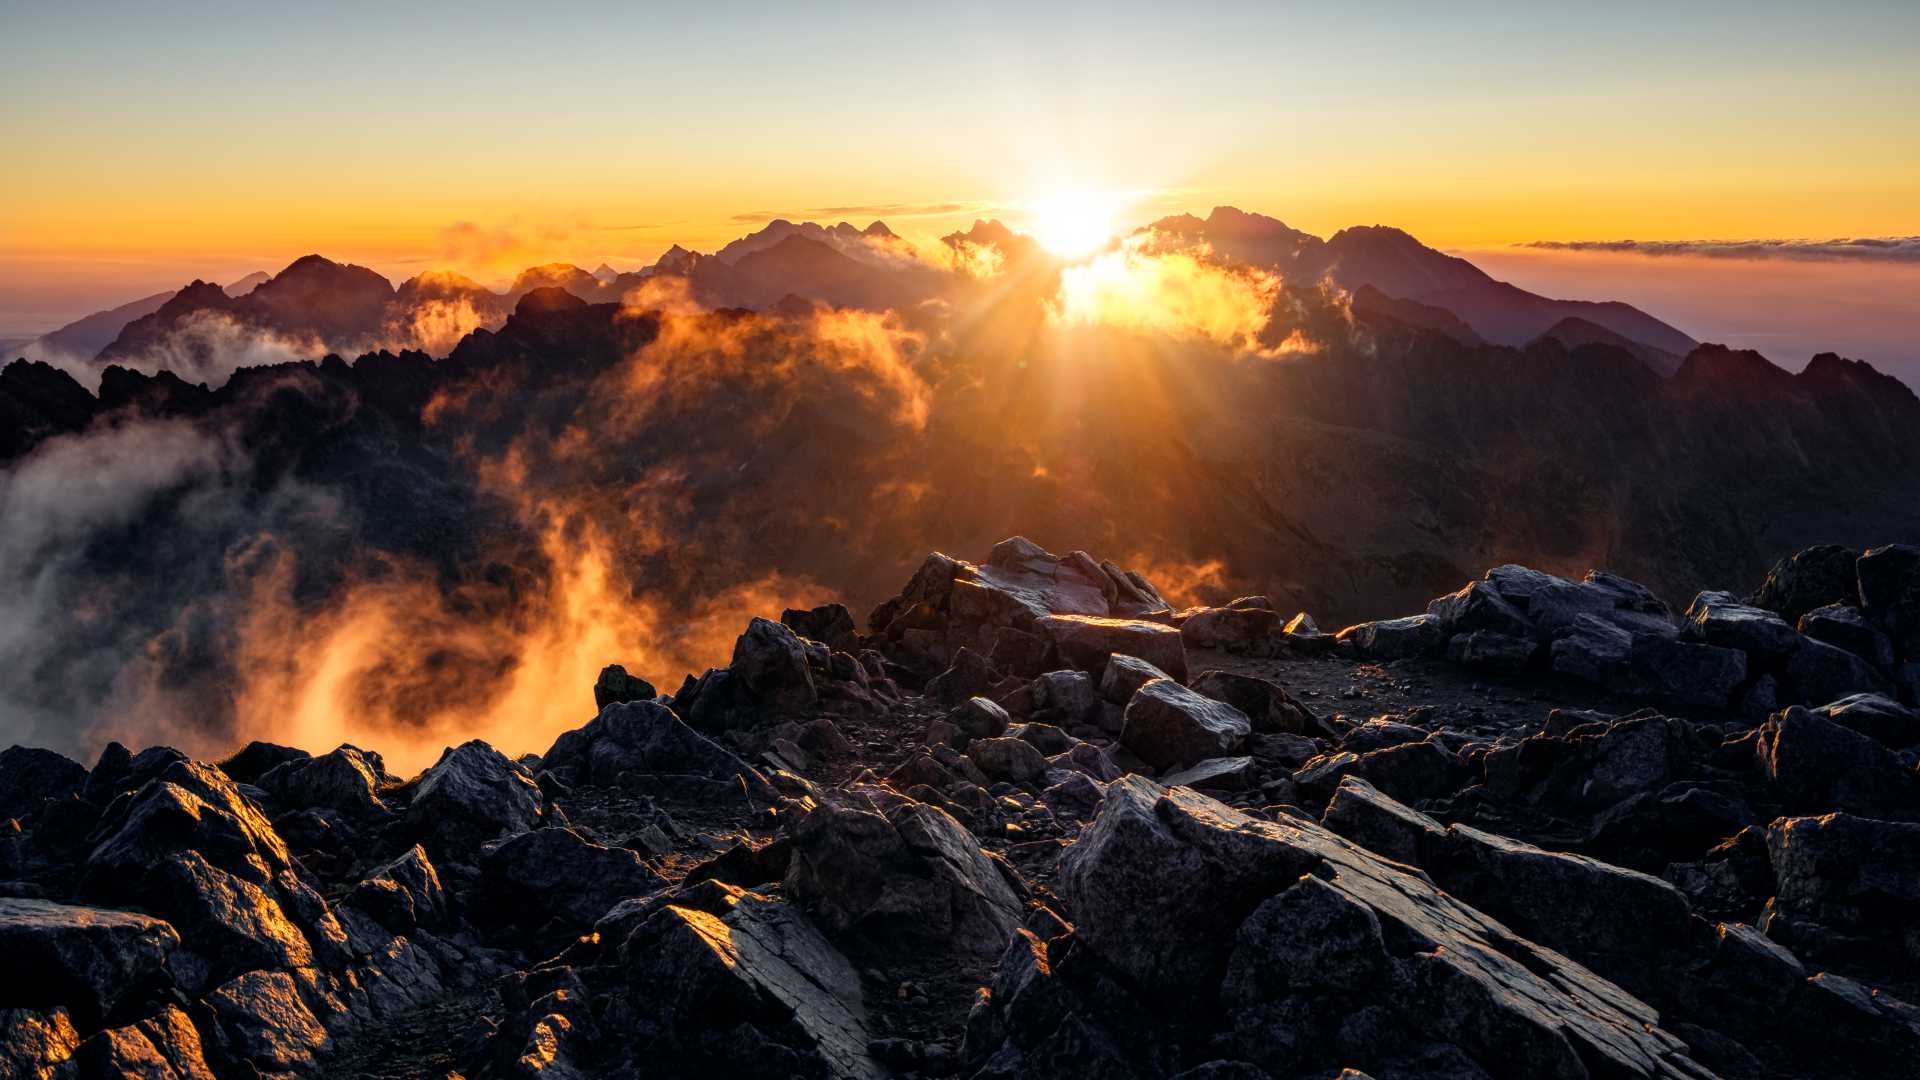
[1520,237,1920,263]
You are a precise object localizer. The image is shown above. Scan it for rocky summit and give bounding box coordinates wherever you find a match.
[3,536,1920,1080]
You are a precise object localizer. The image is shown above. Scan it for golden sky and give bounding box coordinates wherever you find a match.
[3,2,1917,329]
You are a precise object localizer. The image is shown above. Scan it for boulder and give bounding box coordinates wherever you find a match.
[1121,679,1252,770]
[1682,590,1801,662]
[1187,671,1318,736]
[1761,812,1920,970]
[0,747,87,822]
[1749,543,1860,624]
[1054,777,1711,1078]
[1482,564,1675,641]
[345,844,446,935]
[730,616,817,711]
[1548,613,1633,682]
[1819,692,1920,749]
[1799,604,1896,671]
[1629,636,1747,707]
[1752,706,1919,819]
[782,601,859,653]
[1485,711,1709,815]
[926,646,1001,705]
[1179,607,1280,652]
[255,745,391,821]
[1857,543,1920,654]
[1029,670,1101,726]
[1427,580,1532,639]
[403,740,546,857]
[1335,614,1440,659]
[592,663,656,710]
[1099,653,1171,705]
[785,797,1023,957]
[1035,615,1187,682]
[1785,636,1893,705]
[950,696,1013,745]
[478,826,665,933]
[968,737,1049,785]
[1282,612,1334,654]
[70,1004,214,1080]
[0,899,179,1026]
[867,538,1171,660]
[214,741,309,787]
[622,886,885,1079]
[1444,630,1535,673]
[541,700,771,800]
[205,969,331,1075]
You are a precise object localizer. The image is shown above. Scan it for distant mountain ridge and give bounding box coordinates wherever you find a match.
[1149,207,1698,357]
[2,207,1843,397]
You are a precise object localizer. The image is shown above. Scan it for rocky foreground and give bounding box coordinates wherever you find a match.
[4,537,1920,1079]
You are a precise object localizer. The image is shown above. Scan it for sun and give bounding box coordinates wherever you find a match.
[1028,192,1122,258]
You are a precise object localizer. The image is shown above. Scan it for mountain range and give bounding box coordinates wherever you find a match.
[15,207,1719,383]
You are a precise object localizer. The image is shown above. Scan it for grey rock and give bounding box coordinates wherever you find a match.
[969,737,1049,785]
[1036,614,1188,682]
[1800,604,1896,670]
[1335,615,1440,659]
[403,740,546,857]
[1121,679,1252,770]
[1786,636,1893,706]
[1100,653,1171,705]
[0,898,179,1026]
[1682,590,1801,662]
[1162,756,1256,792]
[786,797,1022,958]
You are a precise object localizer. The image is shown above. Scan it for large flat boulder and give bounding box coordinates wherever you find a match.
[1051,776,1712,1079]
[1035,614,1187,683]
[0,899,179,1026]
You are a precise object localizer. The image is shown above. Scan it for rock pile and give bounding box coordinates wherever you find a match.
[2,537,1916,1079]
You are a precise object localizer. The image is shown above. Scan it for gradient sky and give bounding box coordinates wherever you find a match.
[3,0,1918,339]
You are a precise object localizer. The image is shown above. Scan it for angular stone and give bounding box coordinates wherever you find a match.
[1120,679,1252,770]
[1035,615,1187,683]
[1334,615,1440,659]
[256,745,391,821]
[1549,613,1632,683]
[1786,636,1893,706]
[1188,671,1318,736]
[786,797,1022,958]
[205,969,331,1075]
[730,616,817,710]
[1099,654,1171,705]
[479,826,665,933]
[1752,706,1919,819]
[0,747,87,822]
[1629,637,1746,707]
[1749,543,1860,624]
[968,737,1049,785]
[1800,604,1896,671]
[1179,606,1280,652]
[1445,629,1535,673]
[592,663,657,710]
[1762,812,1920,969]
[0,898,179,1026]
[1819,692,1920,749]
[623,888,885,1079]
[1161,756,1256,792]
[1059,778,1710,1078]
[541,700,769,798]
[1682,590,1801,662]
[402,740,546,857]
[1427,580,1532,639]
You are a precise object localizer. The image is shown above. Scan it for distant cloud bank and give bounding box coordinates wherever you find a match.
[1520,236,1920,263]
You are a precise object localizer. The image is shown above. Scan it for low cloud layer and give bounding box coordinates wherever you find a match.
[1521,237,1920,263]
